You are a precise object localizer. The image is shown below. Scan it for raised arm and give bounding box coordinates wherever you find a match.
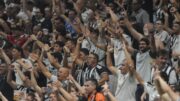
[30,70,43,95]
[62,46,69,67]
[154,73,179,101]
[89,36,107,51]
[15,65,33,88]
[98,72,109,86]
[52,0,65,14]
[0,49,11,64]
[38,60,52,79]
[68,74,86,94]
[102,82,117,101]
[73,36,84,56]
[106,45,118,75]
[0,19,10,34]
[7,66,17,89]
[75,0,85,12]
[54,81,74,101]
[163,11,173,34]
[0,31,7,38]
[22,37,33,50]
[68,0,84,14]
[15,66,27,83]
[124,15,143,41]
[122,42,134,75]
[31,34,45,49]
[60,15,82,34]
[149,27,157,57]
[0,92,8,101]
[43,44,61,69]
[106,7,119,23]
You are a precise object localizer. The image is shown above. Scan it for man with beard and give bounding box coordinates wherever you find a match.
[124,16,156,101]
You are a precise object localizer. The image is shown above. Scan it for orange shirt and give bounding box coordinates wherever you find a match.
[88,92,105,101]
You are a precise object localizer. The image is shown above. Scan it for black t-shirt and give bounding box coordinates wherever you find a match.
[0,76,14,101]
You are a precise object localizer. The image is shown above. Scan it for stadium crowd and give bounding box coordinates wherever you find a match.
[0,0,179,101]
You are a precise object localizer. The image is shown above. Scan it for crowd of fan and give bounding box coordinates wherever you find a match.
[0,0,179,101]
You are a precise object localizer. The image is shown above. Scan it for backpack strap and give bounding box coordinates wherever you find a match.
[167,67,174,79]
[164,65,175,84]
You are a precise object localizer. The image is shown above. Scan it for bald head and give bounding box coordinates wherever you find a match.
[57,67,70,81]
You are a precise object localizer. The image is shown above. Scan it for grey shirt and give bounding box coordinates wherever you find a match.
[131,9,150,27]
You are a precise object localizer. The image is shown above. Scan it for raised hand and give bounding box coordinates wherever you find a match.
[107,45,114,53]
[70,53,78,62]
[16,59,33,71]
[170,7,177,13]
[53,80,62,88]
[29,53,39,62]
[63,46,70,54]
[30,35,38,41]
[153,69,160,81]
[43,44,51,52]
[102,82,109,95]
[105,7,112,13]
[67,74,74,81]
[77,36,84,44]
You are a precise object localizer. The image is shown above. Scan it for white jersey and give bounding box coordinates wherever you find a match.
[136,51,153,82]
[114,70,136,101]
[12,58,33,85]
[144,82,160,101]
[168,34,180,70]
[154,30,170,45]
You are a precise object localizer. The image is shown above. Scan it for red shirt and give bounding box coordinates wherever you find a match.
[6,34,29,47]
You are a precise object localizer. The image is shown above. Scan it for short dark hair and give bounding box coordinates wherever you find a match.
[80,48,89,56]
[13,45,25,58]
[90,52,99,61]
[66,38,77,45]
[86,78,98,87]
[55,17,65,24]
[51,52,63,63]
[54,41,65,47]
[86,78,103,92]
[157,49,170,58]
[140,37,150,45]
